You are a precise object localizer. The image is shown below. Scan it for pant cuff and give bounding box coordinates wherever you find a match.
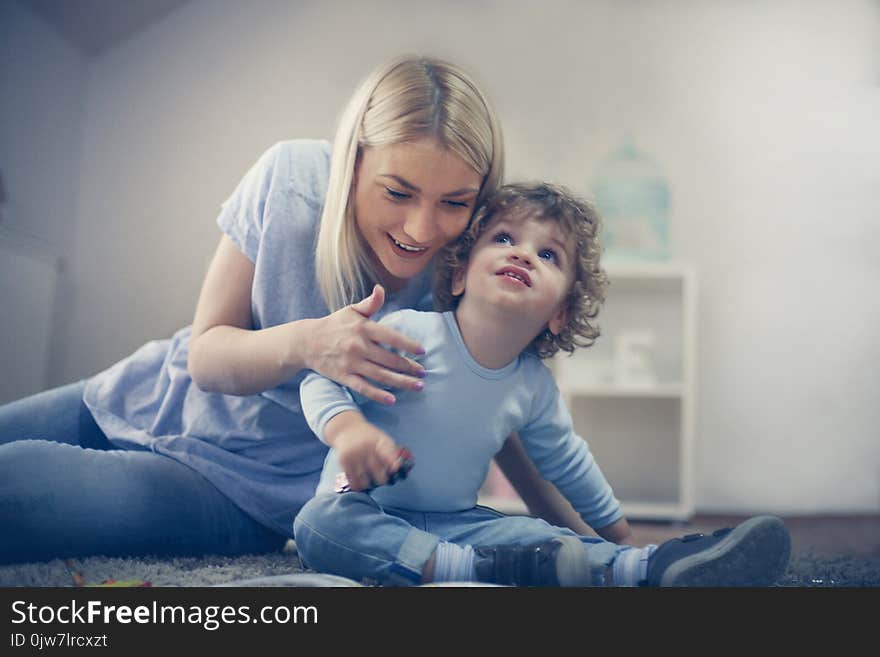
[387,527,440,585]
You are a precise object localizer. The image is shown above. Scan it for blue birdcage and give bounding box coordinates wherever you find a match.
[591,136,671,261]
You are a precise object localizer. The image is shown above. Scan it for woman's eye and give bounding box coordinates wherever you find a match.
[443,200,469,209]
[539,249,558,264]
[493,232,512,245]
[385,187,410,200]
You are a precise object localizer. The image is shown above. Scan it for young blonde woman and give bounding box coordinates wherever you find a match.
[0,55,592,564]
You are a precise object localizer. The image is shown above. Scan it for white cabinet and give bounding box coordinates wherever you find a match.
[0,228,59,404]
[481,262,697,522]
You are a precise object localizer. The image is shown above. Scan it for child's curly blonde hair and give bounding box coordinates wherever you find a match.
[434,182,608,359]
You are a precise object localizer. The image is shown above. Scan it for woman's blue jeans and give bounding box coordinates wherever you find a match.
[294,492,626,586]
[0,381,285,564]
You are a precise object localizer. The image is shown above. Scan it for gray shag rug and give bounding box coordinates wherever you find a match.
[1,543,878,587]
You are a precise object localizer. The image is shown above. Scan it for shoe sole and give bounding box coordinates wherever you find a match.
[659,515,791,587]
[554,536,595,586]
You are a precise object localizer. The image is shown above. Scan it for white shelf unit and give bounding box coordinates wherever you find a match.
[554,261,697,521]
[479,262,697,522]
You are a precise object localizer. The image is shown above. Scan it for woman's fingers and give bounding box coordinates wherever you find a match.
[360,353,424,392]
[359,365,423,396]
[341,374,396,406]
[309,289,426,395]
[341,341,426,399]
[366,341,425,378]
[365,322,425,361]
[350,284,385,319]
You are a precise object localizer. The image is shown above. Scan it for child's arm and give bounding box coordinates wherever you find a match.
[300,370,402,491]
[594,517,633,544]
[518,366,630,538]
[495,433,595,535]
[497,433,634,543]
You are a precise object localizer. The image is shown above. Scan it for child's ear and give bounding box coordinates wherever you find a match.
[451,268,466,297]
[450,266,467,298]
[548,306,568,336]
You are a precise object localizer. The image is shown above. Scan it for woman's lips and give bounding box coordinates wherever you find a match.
[387,234,429,259]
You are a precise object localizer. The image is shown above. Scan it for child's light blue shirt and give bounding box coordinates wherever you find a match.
[300,310,622,529]
[82,140,434,537]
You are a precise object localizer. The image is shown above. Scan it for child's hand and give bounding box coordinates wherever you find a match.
[326,411,403,491]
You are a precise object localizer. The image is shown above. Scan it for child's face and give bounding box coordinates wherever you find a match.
[452,212,575,335]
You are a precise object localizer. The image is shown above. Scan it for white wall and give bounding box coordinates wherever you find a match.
[7,0,880,514]
[0,0,85,400]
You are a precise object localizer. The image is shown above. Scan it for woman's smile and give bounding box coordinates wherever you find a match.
[387,234,430,257]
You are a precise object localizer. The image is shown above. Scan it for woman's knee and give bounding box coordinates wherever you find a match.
[0,381,108,448]
[0,440,66,496]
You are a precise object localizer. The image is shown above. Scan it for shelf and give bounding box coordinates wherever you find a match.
[604,261,695,280]
[620,501,692,521]
[548,262,697,522]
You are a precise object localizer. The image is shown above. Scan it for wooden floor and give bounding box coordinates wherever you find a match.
[628,514,880,559]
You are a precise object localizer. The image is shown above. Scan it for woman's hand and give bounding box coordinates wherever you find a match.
[325,411,403,491]
[305,284,426,405]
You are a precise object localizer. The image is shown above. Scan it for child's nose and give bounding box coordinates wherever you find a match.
[508,249,532,268]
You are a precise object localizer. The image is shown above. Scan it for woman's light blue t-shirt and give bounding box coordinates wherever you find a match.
[82,140,434,537]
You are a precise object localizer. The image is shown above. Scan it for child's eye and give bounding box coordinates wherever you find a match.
[493,232,512,245]
[443,199,469,209]
[539,249,558,264]
[385,187,410,200]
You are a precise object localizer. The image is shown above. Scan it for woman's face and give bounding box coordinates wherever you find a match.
[352,138,483,291]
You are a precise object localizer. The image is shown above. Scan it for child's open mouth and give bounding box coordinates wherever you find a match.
[496,266,531,287]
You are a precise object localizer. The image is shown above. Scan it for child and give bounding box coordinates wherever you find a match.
[295,183,791,586]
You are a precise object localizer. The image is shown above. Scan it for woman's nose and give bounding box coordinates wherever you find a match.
[402,206,438,245]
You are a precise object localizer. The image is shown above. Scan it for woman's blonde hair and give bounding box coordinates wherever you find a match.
[315,55,504,311]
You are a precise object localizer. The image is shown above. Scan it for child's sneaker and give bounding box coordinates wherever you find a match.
[643,515,791,587]
[473,536,594,586]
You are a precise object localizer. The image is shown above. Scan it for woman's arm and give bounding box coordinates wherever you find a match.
[494,433,633,544]
[188,235,428,400]
[188,235,316,395]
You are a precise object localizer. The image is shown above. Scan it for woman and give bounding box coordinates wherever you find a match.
[0,55,591,564]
